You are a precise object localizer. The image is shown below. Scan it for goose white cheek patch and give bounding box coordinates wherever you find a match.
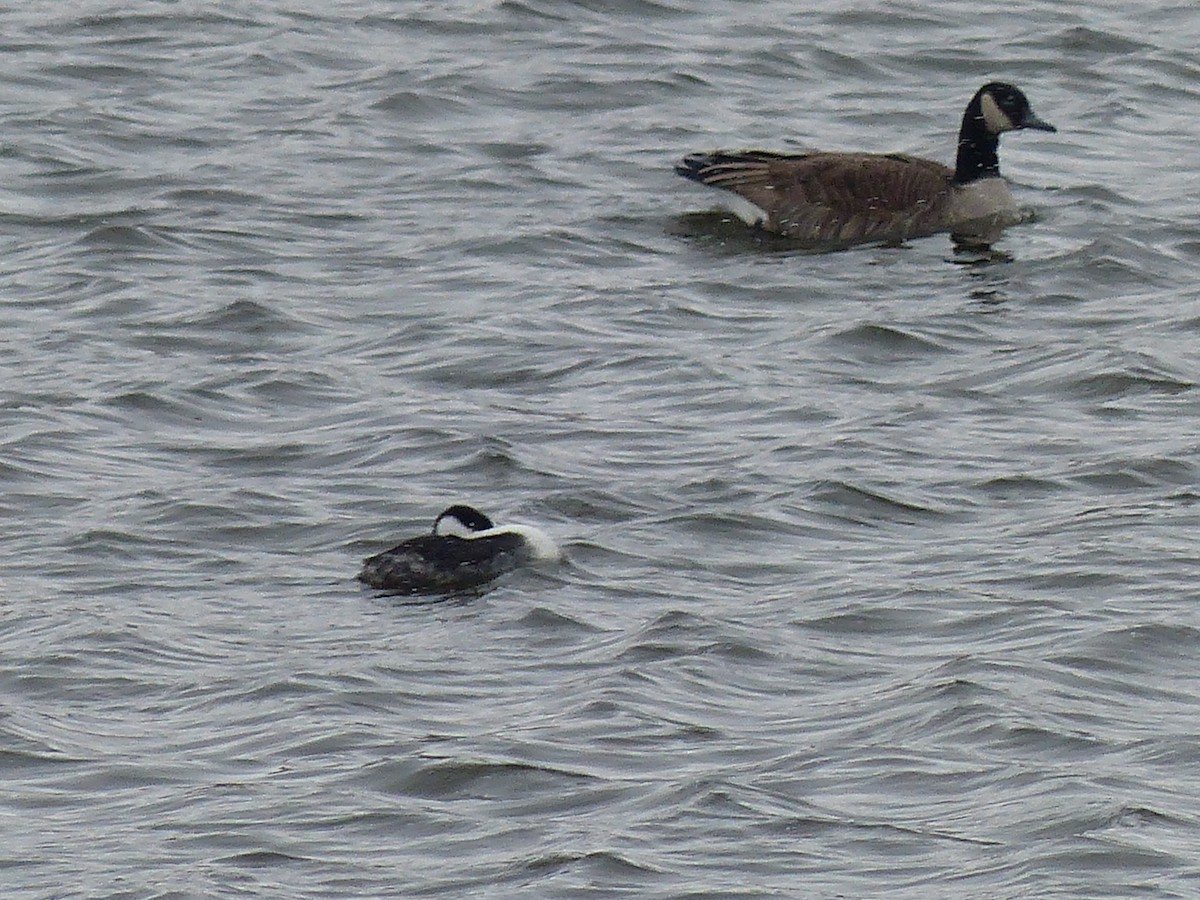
[980,92,1015,134]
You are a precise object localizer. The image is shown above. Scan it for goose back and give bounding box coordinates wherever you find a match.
[676,150,957,245]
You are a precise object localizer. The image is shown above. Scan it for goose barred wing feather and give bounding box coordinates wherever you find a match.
[677,150,956,245]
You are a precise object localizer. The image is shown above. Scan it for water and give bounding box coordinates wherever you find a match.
[2,1,1200,896]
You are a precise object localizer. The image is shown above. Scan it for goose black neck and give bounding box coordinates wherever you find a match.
[953,104,1000,184]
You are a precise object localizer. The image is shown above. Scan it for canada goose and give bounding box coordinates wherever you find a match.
[675,82,1057,248]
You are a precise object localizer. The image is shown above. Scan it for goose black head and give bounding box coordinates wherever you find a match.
[975,82,1057,135]
[954,82,1056,183]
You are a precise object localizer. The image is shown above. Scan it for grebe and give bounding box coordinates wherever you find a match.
[357,504,559,594]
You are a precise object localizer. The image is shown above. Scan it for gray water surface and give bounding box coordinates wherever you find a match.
[3,1,1200,897]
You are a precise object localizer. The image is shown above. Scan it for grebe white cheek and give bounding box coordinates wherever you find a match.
[434,504,496,538]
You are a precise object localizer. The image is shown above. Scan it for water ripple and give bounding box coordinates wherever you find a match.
[3,1,1200,897]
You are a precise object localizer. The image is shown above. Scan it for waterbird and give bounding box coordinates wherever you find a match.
[357,504,559,594]
[675,82,1057,248]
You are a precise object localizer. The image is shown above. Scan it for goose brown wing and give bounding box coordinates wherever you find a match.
[679,151,955,244]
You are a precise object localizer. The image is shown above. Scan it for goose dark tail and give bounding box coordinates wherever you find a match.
[675,152,722,183]
[672,153,724,184]
[675,150,791,185]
